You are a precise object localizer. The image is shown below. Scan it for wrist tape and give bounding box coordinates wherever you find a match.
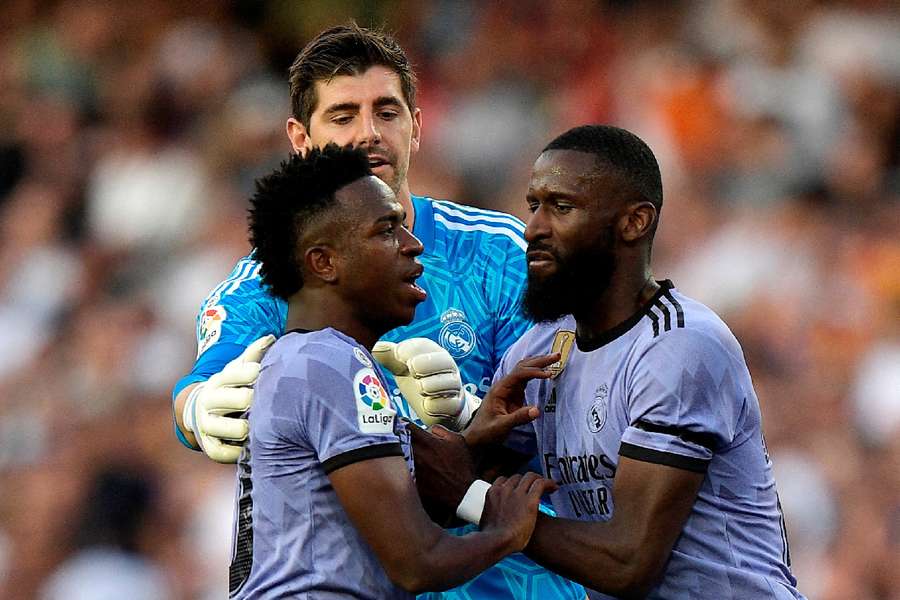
[455,479,491,525]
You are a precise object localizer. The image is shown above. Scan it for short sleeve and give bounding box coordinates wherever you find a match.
[294,357,404,474]
[620,328,745,473]
[172,271,285,399]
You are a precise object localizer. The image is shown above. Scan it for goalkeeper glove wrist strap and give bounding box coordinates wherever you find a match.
[182,383,206,435]
[456,479,491,525]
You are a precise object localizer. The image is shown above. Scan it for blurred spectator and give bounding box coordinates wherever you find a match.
[38,465,173,600]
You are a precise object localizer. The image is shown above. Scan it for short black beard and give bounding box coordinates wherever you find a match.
[521,234,616,323]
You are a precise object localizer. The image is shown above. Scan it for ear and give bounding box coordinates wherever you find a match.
[620,201,657,243]
[410,107,422,154]
[303,245,339,284]
[286,117,312,156]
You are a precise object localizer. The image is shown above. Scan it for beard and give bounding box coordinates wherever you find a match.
[521,229,616,323]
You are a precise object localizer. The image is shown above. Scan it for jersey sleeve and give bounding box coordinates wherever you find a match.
[620,327,745,473]
[172,268,286,399]
[295,357,405,473]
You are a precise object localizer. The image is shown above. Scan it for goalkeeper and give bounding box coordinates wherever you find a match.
[171,23,585,600]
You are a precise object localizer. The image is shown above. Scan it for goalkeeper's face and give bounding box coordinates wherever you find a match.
[288,66,422,198]
[334,176,426,331]
[522,150,618,322]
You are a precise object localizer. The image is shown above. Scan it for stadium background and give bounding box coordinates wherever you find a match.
[0,0,897,598]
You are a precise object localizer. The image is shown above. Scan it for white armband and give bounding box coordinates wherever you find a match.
[455,479,491,525]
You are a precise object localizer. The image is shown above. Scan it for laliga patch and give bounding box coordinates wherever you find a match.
[549,330,576,378]
[353,368,396,434]
[198,305,227,357]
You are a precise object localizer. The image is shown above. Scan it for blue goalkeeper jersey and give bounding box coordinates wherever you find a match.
[174,195,585,600]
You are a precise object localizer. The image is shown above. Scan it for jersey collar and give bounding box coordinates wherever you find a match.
[575,280,674,352]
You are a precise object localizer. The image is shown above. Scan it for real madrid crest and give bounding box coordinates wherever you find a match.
[439,308,477,359]
[587,383,609,433]
[548,330,576,378]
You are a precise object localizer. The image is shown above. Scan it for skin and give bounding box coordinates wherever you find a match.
[279,175,556,593]
[175,65,423,445]
[416,148,707,597]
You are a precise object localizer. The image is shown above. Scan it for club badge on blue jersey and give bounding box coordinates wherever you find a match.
[439,308,477,359]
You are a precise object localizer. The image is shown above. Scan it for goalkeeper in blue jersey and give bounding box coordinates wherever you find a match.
[172,24,585,600]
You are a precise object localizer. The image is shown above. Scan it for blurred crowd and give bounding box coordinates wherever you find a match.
[0,0,897,598]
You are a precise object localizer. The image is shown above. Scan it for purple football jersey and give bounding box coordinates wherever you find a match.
[230,328,414,600]
[502,281,805,600]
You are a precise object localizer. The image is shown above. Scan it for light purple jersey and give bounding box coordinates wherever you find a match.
[230,328,414,600]
[502,281,805,600]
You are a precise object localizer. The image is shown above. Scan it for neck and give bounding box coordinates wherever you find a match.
[573,262,658,347]
[286,291,382,350]
[396,181,415,230]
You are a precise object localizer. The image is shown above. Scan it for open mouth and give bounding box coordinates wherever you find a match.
[402,267,427,301]
[368,156,390,170]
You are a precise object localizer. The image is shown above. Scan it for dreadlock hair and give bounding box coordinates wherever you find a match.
[248,144,372,299]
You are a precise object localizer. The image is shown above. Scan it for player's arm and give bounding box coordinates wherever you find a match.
[525,457,703,597]
[328,456,555,593]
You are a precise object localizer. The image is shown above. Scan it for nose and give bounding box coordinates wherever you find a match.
[356,110,382,147]
[398,226,424,257]
[524,204,549,244]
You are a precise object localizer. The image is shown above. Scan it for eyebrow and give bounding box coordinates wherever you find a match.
[322,96,405,116]
[375,207,406,224]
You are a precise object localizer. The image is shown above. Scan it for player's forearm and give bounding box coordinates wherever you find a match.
[391,527,517,593]
[524,513,661,598]
[174,383,200,449]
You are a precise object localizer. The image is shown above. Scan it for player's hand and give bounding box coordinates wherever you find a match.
[372,338,478,430]
[408,424,477,523]
[462,353,559,448]
[480,473,558,552]
[183,335,276,463]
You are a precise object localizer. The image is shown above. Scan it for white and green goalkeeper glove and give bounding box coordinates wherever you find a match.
[372,338,480,431]
[182,334,276,463]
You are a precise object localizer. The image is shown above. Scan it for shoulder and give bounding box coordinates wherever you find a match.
[636,285,746,370]
[201,253,283,311]
[423,196,527,254]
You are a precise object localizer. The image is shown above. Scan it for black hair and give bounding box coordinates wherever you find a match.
[543,125,663,212]
[289,22,417,129]
[248,144,372,299]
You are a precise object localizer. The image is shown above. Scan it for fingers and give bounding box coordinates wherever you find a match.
[212,362,261,388]
[416,372,461,396]
[202,386,253,413]
[201,436,244,464]
[407,351,457,378]
[371,341,408,375]
[517,353,562,370]
[494,353,561,395]
[201,413,249,441]
[238,334,276,364]
[499,406,541,428]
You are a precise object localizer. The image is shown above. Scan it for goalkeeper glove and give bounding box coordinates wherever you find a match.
[372,338,480,431]
[182,334,276,463]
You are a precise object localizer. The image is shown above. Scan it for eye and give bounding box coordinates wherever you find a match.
[378,109,399,121]
[555,203,574,214]
[526,200,539,213]
[331,115,353,125]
